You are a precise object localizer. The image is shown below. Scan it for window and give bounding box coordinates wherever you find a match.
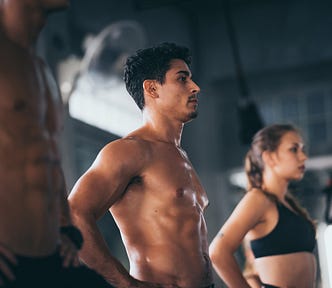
[255,85,332,155]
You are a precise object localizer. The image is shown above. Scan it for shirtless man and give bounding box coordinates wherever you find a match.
[68,42,214,288]
[0,1,112,287]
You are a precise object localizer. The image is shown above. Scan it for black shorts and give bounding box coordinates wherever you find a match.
[1,251,113,288]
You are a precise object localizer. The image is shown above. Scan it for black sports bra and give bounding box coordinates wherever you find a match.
[250,202,316,258]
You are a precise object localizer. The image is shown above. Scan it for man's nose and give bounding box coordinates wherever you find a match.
[191,80,200,94]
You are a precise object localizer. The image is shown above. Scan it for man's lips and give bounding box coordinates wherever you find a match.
[188,96,198,104]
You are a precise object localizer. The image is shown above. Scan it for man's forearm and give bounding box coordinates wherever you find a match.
[72,213,134,287]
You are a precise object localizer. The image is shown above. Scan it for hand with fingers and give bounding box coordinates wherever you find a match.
[0,244,17,287]
[59,233,80,268]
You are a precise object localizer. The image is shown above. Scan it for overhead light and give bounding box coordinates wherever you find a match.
[69,73,142,137]
[63,20,146,136]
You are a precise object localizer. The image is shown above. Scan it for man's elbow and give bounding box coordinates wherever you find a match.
[68,195,88,223]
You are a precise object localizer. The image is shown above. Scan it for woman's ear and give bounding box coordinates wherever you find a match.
[262,151,275,167]
[143,80,158,98]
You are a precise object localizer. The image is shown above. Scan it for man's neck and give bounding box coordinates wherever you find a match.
[142,107,188,147]
[142,118,183,148]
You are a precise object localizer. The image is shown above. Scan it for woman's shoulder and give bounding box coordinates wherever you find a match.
[242,188,276,209]
[236,189,278,235]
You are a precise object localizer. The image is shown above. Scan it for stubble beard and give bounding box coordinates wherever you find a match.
[189,111,198,119]
[184,111,198,123]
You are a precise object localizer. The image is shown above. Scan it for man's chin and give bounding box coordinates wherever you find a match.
[190,111,198,119]
[184,111,198,123]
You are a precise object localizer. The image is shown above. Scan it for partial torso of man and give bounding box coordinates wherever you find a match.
[110,133,213,288]
[0,33,63,256]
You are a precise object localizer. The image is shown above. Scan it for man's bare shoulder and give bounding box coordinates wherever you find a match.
[95,134,153,169]
[103,135,151,154]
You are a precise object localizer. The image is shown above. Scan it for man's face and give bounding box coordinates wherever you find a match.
[154,59,201,123]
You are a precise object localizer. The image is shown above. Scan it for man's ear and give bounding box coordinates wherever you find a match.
[143,80,158,98]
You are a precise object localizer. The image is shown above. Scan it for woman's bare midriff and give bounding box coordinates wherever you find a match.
[255,252,316,288]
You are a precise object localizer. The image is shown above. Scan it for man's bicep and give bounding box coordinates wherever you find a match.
[68,170,117,220]
[69,140,144,218]
[69,158,134,219]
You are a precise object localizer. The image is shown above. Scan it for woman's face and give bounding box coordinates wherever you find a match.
[270,131,308,181]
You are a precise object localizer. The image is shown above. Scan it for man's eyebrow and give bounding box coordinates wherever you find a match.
[176,70,191,77]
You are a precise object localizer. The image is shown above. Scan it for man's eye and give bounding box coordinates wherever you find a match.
[179,76,187,82]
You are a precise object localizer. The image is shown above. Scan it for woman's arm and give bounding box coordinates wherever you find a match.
[209,190,269,288]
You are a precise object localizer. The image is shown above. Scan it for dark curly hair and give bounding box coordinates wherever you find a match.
[123,42,192,110]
